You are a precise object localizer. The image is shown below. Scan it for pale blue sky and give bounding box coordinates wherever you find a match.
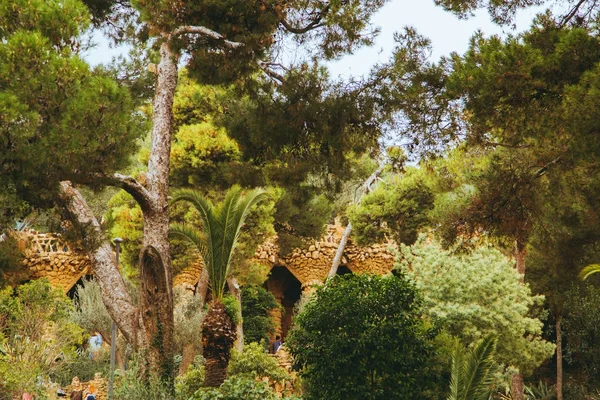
[85,0,543,76]
[327,0,543,78]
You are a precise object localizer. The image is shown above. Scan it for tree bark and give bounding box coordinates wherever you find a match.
[556,315,563,400]
[195,265,210,306]
[203,301,236,387]
[137,39,179,383]
[58,181,140,346]
[511,238,527,400]
[228,277,244,353]
[179,343,196,376]
[514,239,527,278]
[511,373,525,400]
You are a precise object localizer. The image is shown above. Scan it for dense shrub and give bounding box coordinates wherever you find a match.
[229,341,289,382]
[287,274,440,400]
[191,375,285,400]
[241,285,279,345]
[0,279,84,398]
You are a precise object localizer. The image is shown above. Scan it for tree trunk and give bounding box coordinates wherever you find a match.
[511,238,527,400]
[327,164,384,278]
[514,239,527,278]
[137,39,179,384]
[556,315,563,400]
[58,182,140,346]
[511,373,525,400]
[203,301,236,387]
[179,343,196,376]
[196,266,210,306]
[228,277,244,353]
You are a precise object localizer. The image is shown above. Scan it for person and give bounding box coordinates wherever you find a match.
[70,377,83,400]
[84,382,96,400]
[272,335,282,353]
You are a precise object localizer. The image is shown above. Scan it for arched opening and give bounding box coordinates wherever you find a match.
[336,265,353,275]
[264,266,302,341]
[67,274,94,300]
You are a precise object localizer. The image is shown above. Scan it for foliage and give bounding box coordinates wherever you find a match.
[0,279,84,398]
[241,285,279,346]
[222,294,241,326]
[348,167,434,246]
[72,278,114,339]
[562,284,600,385]
[287,274,439,400]
[228,342,289,383]
[170,186,268,300]
[396,235,555,375]
[448,335,498,400]
[190,375,283,400]
[0,0,145,207]
[51,348,110,386]
[175,363,205,400]
[113,355,172,400]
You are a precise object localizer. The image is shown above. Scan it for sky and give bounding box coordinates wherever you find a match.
[85,0,544,76]
[327,0,544,78]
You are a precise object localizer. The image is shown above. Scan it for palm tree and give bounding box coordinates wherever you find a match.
[448,335,498,400]
[580,264,600,280]
[170,186,267,387]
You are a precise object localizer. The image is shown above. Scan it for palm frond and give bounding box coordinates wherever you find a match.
[170,187,268,300]
[169,223,208,257]
[448,339,465,400]
[448,335,497,400]
[463,335,497,400]
[580,264,600,280]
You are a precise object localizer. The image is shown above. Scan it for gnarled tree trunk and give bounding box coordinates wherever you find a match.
[137,39,179,383]
[59,181,141,346]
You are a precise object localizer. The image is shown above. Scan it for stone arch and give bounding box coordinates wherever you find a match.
[66,273,94,300]
[264,266,302,340]
[336,265,353,275]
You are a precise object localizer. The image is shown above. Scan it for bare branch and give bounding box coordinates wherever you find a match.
[93,173,154,212]
[171,25,244,49]
[258,61,286,83]
[277,2,339,34]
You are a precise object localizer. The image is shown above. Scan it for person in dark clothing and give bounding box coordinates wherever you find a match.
[272,335,282,353]
[70,377,83,400]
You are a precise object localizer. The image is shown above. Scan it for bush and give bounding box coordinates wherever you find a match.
[241,285,279,346]
[287,274,440,400]
[190,375,279,400]
[229,342,289,383]
[175,363,205,400]
[113,356,172,400]
[51,348,110,386]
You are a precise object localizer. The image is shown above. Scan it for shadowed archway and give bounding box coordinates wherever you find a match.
[264,266,302,340]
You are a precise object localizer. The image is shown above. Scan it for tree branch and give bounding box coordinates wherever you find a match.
[258,61,286,83]
[277,1,341,34]
[96,173,154,212]
[170,25,244,49]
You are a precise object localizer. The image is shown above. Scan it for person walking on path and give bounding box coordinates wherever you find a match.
[272,335,282,353]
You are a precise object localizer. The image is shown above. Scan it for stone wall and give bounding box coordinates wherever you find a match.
[14,224,396,295]
[15,230,91,293]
